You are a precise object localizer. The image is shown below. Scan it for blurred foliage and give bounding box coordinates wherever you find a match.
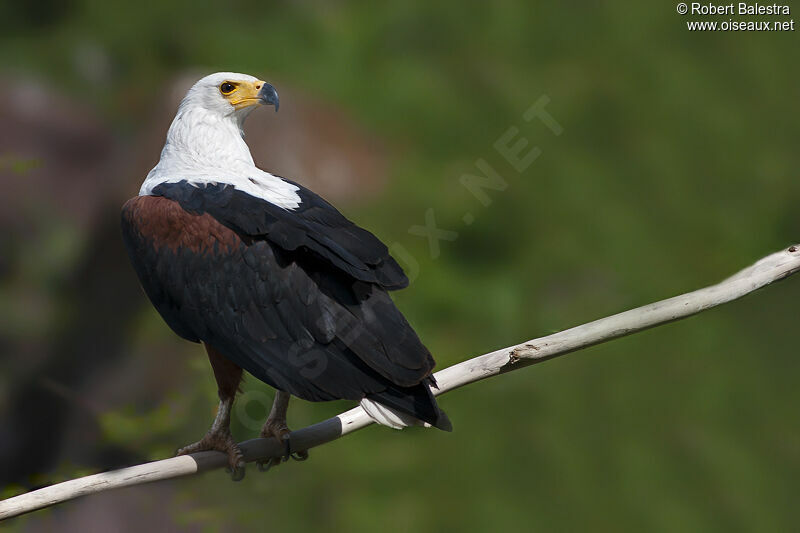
[1,0,799,531]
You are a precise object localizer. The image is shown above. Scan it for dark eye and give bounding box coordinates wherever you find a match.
[220,82,236,95]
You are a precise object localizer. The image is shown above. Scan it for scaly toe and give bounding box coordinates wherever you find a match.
[225,447,245,480]
[260,420,290,441]
[176,439,203,458]
[176,431,245,480]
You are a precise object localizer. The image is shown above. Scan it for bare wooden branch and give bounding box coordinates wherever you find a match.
[3,244,799,520]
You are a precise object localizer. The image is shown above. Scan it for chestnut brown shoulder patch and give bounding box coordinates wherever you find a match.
[122,195,240,255]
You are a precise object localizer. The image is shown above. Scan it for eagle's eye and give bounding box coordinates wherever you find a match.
[219,82,236,95]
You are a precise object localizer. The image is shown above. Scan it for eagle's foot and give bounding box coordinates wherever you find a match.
[256,417,308,472]
[176,429,245,481]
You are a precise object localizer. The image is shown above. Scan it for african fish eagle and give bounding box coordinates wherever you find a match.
[121,72,451,475]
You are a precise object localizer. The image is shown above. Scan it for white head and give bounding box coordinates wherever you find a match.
[140,71,300,209]
[178,72,279,123]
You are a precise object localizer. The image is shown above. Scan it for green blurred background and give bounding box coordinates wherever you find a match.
[1,1,799,531]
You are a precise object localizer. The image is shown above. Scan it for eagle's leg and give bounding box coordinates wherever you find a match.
[176,344,245,480]
[261,390,291,440]
[257,390,309,471]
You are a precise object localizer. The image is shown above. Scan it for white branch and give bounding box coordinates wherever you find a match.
[3,244,799,520]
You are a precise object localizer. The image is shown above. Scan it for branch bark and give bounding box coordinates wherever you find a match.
[3,244,799,520]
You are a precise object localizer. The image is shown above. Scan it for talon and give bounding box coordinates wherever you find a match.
[177,388,243,480]
[228,462,246,482]
[257,457,282,472]
[176,423,244,481]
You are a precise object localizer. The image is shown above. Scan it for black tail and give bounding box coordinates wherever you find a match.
[366,378,452,431]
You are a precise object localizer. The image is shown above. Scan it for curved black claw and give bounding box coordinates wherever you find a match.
[226,462,246,482]
[256,458,280,472]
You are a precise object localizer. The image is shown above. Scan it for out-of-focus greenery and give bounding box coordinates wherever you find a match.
[2,1,799,531]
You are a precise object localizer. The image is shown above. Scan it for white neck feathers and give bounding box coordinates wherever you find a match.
[140,95,300,210]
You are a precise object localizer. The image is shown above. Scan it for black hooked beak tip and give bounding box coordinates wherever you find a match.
[257,83,279,112]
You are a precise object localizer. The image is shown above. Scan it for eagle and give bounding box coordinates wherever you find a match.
[121,72,451,476]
